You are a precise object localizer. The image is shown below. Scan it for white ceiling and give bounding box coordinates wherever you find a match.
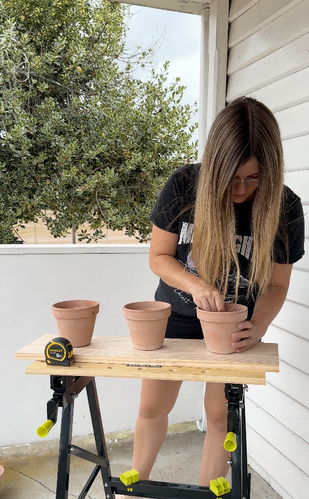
[110,0,211,15]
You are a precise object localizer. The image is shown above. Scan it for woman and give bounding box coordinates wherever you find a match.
[132,97,304,485]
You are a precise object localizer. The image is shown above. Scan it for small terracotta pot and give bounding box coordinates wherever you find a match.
[123,301,171,351]
[197,303,248,354]
[0,465,4,491]
[51,300,99,347]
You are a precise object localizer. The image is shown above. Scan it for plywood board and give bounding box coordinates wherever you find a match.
[25,360,266,385]
[16,334,279,374]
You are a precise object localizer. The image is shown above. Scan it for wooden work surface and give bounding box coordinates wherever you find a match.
[16,334,279,385]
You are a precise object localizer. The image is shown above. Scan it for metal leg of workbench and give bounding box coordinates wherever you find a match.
[230,385,251,499]
[240,395,251,499]
[52,376,108,499]
[56,396,75,499]
[86,379,113,495]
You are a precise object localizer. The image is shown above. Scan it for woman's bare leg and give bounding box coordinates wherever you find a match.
[199,383,230,486]
[132,379,182,479]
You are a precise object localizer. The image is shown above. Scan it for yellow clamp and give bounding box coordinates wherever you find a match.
[209,477,230,497]
[37,420,54,438]
[223,432,237,452]
[120,469,139,486]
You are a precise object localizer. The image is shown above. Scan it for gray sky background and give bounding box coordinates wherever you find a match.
[124,5,201,125]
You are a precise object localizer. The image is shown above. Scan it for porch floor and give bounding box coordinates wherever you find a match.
[0,425,282,499]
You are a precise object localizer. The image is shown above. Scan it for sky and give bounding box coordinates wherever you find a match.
[124,5,201,135]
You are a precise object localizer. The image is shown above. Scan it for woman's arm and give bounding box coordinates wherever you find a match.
[149,224,225,312]
[232,262,293,353]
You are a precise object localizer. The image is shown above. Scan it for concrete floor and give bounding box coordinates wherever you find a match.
[0,424,282,499]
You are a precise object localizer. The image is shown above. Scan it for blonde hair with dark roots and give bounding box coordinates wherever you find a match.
[192,97,284,301]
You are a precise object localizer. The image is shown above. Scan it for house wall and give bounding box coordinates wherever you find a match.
[0,245,203,448]
[227,1,309,498]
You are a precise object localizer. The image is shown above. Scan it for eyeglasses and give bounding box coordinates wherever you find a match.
[231,177,260,187]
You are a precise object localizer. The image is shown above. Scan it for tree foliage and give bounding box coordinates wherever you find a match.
[0,0,198,243]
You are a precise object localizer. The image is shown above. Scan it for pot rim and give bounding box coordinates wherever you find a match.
[123,301,171,312]
[197,304,247,323]
[197,304,247,316]
[52,300,99,310]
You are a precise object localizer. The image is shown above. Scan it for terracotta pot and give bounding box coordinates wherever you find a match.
[197,303,248,354]
[51,300,99,347]
[123,301,171,351]
[0,465,4,491]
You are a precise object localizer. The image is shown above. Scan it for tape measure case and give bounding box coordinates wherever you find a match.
[45,337,73,366]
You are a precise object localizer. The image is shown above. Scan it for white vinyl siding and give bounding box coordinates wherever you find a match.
[227,1,309,498]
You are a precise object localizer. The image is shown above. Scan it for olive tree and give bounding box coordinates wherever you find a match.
[0,0,198,243]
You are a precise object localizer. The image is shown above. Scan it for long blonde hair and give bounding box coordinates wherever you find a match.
[192,97,284,300]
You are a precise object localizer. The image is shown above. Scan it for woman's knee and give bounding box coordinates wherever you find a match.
[204,383,227,430]
[138,401,165,420]
[138,379,182,420]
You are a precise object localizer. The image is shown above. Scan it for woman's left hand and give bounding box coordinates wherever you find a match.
[231,320,264,353]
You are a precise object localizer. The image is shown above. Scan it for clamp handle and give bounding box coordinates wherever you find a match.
[37,393,61,438]
[224,431,237,452]
[37,419,54,438]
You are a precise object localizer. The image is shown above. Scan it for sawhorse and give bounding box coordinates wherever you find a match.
[16,336,279,499]
[47,374,250,499]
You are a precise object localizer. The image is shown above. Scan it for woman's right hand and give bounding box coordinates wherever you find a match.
[189,280,225,312]
[149,225,225,312]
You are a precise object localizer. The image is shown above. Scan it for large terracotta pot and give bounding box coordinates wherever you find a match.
[123,301,171,351]
[197,303,248,354]
[51,300,99,347]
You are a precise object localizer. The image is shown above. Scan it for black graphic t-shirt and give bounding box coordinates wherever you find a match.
[150,163,305,320]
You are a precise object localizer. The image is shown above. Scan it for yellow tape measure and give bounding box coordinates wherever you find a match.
[45,337,73,366]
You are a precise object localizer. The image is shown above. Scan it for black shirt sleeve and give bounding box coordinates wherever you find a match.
[150,164,198,233]
[273,186,305,264]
